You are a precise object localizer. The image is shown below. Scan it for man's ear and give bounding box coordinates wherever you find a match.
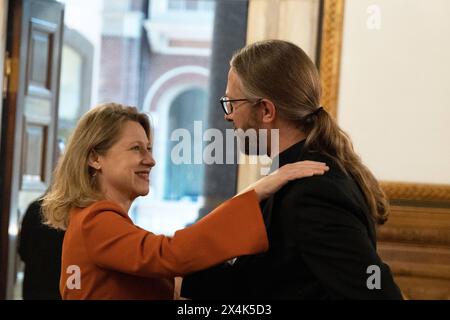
[260,99,276,124]
[88,150,101,170]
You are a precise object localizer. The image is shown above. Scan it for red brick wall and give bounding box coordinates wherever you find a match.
[98,36,141,106]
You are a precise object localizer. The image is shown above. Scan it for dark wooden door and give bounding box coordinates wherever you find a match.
[0,0,63,299]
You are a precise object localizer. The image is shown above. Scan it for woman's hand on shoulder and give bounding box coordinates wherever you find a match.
[240,160,329,201]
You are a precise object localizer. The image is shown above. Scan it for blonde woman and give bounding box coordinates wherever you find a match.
[42,103,328,299]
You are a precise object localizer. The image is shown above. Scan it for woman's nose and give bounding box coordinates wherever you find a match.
[143,152,156,167]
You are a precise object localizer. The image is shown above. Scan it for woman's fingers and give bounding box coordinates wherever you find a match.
[289,169,326,179]
[281,161,329,180]
[248,160,330,201]
[283,162,329,169]
[288,160,326,167]
[304,160,327,165]
[291,166,329,174]
[288,161,328,169]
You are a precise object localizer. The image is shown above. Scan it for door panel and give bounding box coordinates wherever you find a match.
[0,0,63,299]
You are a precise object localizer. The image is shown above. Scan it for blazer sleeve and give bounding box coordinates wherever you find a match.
[287,179,403,299]
[80,190,268,278]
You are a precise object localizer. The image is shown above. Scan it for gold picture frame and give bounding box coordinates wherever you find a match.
[318,0,450,205]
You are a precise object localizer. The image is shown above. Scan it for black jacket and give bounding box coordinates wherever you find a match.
[181,140,402,299]
[18,199,65,300]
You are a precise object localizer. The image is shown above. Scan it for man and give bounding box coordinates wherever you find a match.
[181,40,402,299]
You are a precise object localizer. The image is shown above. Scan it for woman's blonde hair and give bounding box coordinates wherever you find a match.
[42,103,151,230]
[231,40,389,225]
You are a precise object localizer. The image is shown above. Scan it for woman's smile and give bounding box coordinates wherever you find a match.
[135,170,150,182]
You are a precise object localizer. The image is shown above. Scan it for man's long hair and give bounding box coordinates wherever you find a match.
[231,39,389,225]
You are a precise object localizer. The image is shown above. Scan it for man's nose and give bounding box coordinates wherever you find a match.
[224,113,233,122]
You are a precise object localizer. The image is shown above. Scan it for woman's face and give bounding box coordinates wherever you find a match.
[94,120,155,204]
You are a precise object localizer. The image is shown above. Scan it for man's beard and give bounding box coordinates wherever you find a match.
[234,112,267,156]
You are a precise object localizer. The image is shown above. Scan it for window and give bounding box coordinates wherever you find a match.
[168,0,214,12]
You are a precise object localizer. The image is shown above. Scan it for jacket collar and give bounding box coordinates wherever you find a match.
[270,139,307,173]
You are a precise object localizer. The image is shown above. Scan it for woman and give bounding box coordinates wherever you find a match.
[42,103,328,299]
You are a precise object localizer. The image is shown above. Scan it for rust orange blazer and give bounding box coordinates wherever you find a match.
[60,190,268,299]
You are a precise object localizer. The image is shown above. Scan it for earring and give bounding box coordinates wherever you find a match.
[91,166,100,177]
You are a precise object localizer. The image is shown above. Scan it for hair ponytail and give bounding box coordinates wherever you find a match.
[305,109,389,225]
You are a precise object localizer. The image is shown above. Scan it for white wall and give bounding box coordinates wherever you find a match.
[247,0,320,59]
[337,0,450,184]
[58,0,104,105]
[278,0,320,59]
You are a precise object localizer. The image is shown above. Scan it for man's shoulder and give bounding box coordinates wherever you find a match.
[285,160,348,195]
[276,155,365,215]
[299,151,348,178]
[283,149,357,192]
[281,174,344,206]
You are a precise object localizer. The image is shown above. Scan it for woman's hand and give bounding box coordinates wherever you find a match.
[174,277,183,300]
[238,161,329,201]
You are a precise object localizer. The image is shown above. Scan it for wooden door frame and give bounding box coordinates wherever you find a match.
[0,0,24,300]
[0,0,63,299]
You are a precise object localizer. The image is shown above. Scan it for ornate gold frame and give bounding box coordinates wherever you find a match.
[318,0,450,204]
[318,0,344,119]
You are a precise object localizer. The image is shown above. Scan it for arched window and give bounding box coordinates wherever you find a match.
[58,26,93,146]
[164,88,207,201]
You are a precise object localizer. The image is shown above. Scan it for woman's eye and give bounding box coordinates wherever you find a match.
[131,146,140,151]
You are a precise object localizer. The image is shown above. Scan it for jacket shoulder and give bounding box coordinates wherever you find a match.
[69,200,131,229]
[279,160,372,232]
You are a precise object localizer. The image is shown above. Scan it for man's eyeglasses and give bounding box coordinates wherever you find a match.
[219,96,262,115]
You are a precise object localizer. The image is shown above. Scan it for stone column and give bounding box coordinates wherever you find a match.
[198,0,249,219]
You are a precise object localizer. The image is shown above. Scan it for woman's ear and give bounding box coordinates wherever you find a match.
[260,99,276,124]
[88,150,101,171]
